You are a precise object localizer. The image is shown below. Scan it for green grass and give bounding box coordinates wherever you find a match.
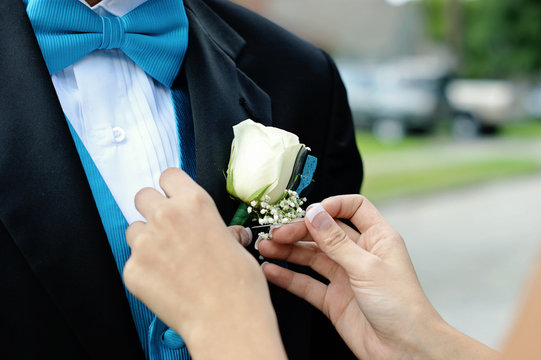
[354,119,541,156]
[500,119,541,138]
[361,159,541,203]
[355,132,440,155]
[355,120,541,202]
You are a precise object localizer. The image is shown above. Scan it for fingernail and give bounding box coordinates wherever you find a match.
[306,203,331,230]
[254,236,264,251]
[269,224,282,238]
[240,227,252,247]
[260,261,269,269]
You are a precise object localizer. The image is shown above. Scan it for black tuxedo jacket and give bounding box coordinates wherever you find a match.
[0,0,362,359]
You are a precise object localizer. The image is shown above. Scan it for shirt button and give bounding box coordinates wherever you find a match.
[161,328,185,349]
[112,126,126,143]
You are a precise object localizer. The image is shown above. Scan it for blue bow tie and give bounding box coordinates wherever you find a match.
[26,0,189,87]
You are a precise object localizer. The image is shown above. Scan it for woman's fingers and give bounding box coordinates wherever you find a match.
[262,262,327,312]
[258,239,340,281]
[159,167,197,198]
[269,218,360,245]
[258,240,317,264]
[305,203,377,276]
[134,187,167,220]
[125,221,147,248]
[322,195,387,235]
[227,226,253,247]
[268,221,311,243]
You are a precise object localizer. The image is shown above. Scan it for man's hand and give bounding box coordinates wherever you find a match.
[259,195,499,360]
[123,168,286,360]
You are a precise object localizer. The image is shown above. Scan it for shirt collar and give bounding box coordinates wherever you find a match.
[79,0,149,17]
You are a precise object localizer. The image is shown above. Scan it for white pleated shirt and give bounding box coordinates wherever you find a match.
[51,0,180,224]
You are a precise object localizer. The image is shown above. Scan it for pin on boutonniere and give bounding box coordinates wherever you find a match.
[226,119,317,238]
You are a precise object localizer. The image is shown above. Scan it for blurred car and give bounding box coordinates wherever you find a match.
[522,85,541,118]
[338,57,452,142]
[445,79,516,138]
[339,58,517,141]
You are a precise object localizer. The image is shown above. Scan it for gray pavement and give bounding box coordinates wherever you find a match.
[374,173,541,350]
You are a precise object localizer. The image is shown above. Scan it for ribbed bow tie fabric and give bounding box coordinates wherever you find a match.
[26,0,189,87]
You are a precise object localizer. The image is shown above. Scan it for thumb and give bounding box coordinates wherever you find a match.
[227,225,253,247]
[305,203,374,274]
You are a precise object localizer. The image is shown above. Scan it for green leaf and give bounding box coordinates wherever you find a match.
[226,146,236,197]
[229,203,252,226]
[246,183,273,203]
[226,170,236,198]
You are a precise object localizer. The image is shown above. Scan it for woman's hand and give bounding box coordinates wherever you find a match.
[123,168,286,360]
[259,195,498,360]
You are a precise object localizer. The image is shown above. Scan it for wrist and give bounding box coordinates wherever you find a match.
[185,301,286,359]
[175,279,287,360]
[403,308,498,360]
[402,311,456,360]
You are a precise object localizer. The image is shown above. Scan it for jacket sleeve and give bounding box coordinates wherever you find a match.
[311,51,364,202]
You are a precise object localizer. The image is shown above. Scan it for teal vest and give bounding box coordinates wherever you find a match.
[68,86,195,360]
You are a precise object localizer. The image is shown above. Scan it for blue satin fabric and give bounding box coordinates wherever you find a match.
[25,0,189,87]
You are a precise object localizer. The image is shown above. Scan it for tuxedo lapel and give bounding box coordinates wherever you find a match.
[0,1,143,358]
[183,0,272,222]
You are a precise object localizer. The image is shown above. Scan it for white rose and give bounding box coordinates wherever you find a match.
[226,119,305,204]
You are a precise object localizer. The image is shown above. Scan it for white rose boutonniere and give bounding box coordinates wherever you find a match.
[227,119,317,236]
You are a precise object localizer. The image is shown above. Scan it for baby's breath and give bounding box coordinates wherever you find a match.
[249,190,307,238]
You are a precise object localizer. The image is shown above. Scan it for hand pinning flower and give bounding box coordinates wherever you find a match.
[226,119,317,232]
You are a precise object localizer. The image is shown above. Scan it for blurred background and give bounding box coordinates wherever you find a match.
[233,0,541,351]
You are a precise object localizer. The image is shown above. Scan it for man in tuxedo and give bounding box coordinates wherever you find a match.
[0,0,362,358]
